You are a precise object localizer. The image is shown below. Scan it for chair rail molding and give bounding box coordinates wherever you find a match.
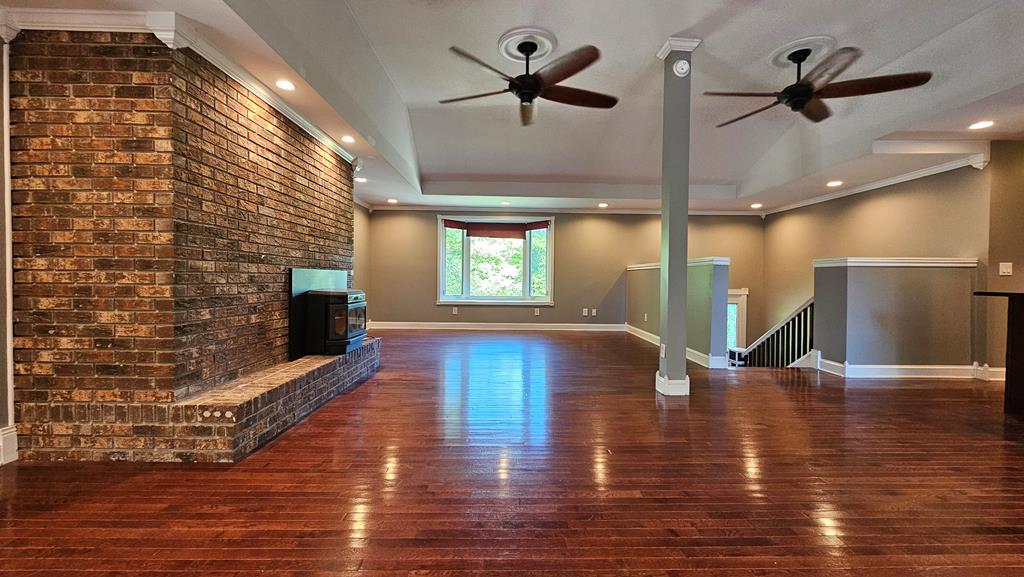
[813,257,979,268]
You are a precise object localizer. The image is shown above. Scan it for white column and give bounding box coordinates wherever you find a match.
[655,37,700,396]
[1,37,17,465]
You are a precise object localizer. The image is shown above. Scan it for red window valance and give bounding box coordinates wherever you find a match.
[443,219,549,239]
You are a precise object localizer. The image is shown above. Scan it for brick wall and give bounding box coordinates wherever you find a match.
[9,31,355,460]
[172,49,354,397]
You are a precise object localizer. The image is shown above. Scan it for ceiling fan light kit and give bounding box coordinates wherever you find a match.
[706,44,933,128]
[440,35,619,126]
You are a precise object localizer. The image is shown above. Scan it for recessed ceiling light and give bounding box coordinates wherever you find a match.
[500,201,510,206]
[275,79,295,91]
[597,203,609,208]
[750,203,763,209]
[387,198,398,204]
[968,120,995,130]
[826,180,843,188]
[354,177,367,183]
[341,135,356,144]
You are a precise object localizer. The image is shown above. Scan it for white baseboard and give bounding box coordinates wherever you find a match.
[368,321,625,331]
[624,325,727,368]
[818,357,847,377]
[973,363,1007,382]
[0,426,16,466]
[655,371,690,396]
[625,324,660,345]
[789,349,820,369]
[686,348,728,369]
[817,354,1002,380]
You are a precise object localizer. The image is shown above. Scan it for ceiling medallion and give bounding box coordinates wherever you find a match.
[768,35,837,69]
[498,26,557,63]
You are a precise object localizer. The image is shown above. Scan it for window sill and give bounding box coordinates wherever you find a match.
[437,300,555,307]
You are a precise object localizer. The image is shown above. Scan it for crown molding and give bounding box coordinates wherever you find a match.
[813,257,979,269]
[626,257,730,271]
[0,7,355,164]
[765,154,986,215]
[657,37,702,59]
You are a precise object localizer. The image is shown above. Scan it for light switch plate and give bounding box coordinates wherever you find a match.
[452,306,458,315]
[533,308,540,316]
[659,344,666,358]
[1000,262,1013,276]
[643,313,648,322]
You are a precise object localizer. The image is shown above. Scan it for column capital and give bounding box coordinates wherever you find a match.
[657,37,701,60]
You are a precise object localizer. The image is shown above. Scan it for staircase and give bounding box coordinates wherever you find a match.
[729,298,814,368]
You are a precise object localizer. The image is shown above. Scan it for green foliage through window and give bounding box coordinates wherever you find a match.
[441,220,551,301]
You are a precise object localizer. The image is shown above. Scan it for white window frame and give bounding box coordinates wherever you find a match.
[437,215,555,306]
[728,288,749,348]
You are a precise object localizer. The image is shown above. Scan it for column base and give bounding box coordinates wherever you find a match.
[655,371,690,396]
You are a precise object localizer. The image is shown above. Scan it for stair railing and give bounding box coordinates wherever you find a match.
[729,298,814,368]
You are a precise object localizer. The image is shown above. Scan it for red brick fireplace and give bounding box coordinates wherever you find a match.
[10,30,379,461]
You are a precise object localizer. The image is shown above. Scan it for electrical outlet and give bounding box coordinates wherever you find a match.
[582,308,589,317]
[643,313,648,322]
[659,344,666,358]
[452,306,458,315]
[591,308,598,317]
[1000,262,1013,276]
[533,308,540,316]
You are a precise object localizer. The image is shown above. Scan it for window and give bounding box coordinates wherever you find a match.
[439,217,553,304]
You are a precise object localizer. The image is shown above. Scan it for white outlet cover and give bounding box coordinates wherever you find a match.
[533,308,540,316]
[999,262,1013,276]
[582,308,589,317]
[591,308,598,316]
[452,306,458,315]
[660,344,666,358]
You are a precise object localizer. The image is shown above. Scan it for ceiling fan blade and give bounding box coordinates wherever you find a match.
[800,97,831,123]
[705,91,781,97]
[801,46,863,90]
[715,101,781,128]
[520,101,535,126]
[818,72,933,99]
[449,46,513,81]
[535,45,600,86]
[540,85,618,108]
[439,89,510,104]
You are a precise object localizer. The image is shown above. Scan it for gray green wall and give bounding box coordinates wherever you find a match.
[815,265,976,365]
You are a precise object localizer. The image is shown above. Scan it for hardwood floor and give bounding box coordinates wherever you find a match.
[3,329,1024,576]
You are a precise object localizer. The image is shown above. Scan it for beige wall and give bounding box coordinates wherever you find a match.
[353,203,371,294]
[367,211,766,331]
[689,216,766,336]
[367,211,660,324]
[987,141,1024,366]
[763,166,991,350]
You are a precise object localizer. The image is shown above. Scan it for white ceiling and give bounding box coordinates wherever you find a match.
[4,0,1022,213]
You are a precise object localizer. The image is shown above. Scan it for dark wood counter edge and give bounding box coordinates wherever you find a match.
[974,291,1024,297]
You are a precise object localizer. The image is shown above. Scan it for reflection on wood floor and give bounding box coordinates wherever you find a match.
[2,329,1023,575]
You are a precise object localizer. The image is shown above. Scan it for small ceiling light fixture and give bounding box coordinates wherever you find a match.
[354,177,368,183]
[341,135,356,144]
[386,198,398,204]
[597,203,609,208]
[826,180,843,188]
[500,201,511,206]
[750,203,763,209]
[968,120,995,130]
[275,79,295,91]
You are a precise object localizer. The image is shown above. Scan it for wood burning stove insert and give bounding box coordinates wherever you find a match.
[301,290,367,355]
